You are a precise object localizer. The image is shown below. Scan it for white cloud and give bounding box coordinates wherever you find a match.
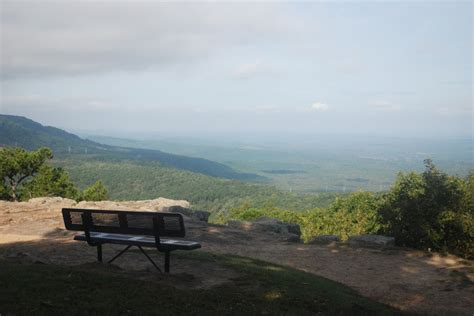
[311,102,329,112]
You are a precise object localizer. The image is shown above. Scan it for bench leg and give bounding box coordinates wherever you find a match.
[97,244,103,263]
[137,246,162,273]
[164,251,170,273]
[108,245,132,264]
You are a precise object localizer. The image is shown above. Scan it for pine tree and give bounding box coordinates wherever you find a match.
[82,180,109,201]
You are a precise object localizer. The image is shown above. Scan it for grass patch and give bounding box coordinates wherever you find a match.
[0,253,403,315]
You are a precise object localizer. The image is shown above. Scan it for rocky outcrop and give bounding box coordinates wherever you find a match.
[0,197,77,222]
[308,235,340,245]
[75,197,189,212]
[27,197,77,207]
[227,217,301,242]
[254,217,301,236]
[0,196,190,213]
[0,197,193,227]
[348,235,395,248]
[168,206,210,223]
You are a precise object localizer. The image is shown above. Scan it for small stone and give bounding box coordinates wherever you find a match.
[308,235,340,245]
[348,235,395,248]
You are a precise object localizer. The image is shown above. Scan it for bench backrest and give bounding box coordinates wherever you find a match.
[62,208,186,237]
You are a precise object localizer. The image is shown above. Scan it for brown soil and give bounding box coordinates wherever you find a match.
[1,198,473,315]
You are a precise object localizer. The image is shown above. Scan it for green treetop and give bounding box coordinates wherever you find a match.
[0,147,52,201]
[82,180,109,201]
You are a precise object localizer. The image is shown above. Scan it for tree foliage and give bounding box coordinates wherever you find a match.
[0,147,53,201]
[0,146,110,202]
[221,191,382,242]
[302,191,382,240]
[222,161,473,258]
[379,159,472,258]
[22,165,78,200]
[61,159,338,211]
[81,180,109,201]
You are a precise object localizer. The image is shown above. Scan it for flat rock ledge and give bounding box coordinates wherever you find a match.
[227,217,301,242]
[308,235,340,245]
[75,197,190,212]
[0,197,191,216]
[348,235,395,248]
[168,206,211,223]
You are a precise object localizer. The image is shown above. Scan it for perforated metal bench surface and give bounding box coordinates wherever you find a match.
[74,232,201,250]
[62,208,201,273]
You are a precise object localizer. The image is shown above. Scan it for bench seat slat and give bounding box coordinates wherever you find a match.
[74,232,201,251]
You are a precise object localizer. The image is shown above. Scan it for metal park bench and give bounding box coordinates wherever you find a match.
[62,208,201,273]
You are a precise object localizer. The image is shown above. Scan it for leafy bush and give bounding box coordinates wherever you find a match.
[81,180,109,201]
[298,192,381,241]
[436,209,473,258]
[0,146,109,202]
[222,191,382,242]
[22,165,78,200]
[223,164,473,259]
[0,147,52,201]
[379,159,473,258]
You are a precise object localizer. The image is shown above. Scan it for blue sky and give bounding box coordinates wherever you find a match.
[1,1,472,141]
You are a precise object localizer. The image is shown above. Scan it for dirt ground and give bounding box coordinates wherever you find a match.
[1,198,473,315]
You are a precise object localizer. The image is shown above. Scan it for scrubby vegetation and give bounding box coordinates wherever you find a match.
[215,191,383,243]
[0,147,53,201]
[23,164,79,200]
[81,180,109,201]
[218,161,473,259]
[379,161,473,258]
[0,147,108,202]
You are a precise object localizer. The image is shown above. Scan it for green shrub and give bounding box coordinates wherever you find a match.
[300,192,382,241]
[223,167,473,259]
[379,159,473,258]
[0,147,53,201]
[22,165,78,200]
[224,191,382,242]
[81,180,109,201]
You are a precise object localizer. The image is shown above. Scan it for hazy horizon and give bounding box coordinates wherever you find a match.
[1,1,472,140]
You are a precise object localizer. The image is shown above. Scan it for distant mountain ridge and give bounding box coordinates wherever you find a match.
[0,114,264,181]
[0,114,101,151]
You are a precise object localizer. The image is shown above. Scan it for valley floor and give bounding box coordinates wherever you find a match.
[0,198,473,315]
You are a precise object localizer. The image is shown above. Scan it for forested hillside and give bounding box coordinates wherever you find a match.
[0,115,262,181]
[0,114,100,152]
[89,134,473,193]
[0,115,336,211]
[54,157,338,213]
